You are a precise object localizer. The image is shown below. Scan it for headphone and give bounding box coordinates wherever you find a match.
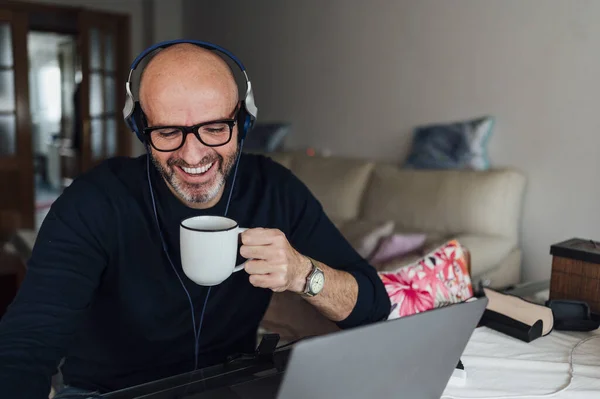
[122,39,258,144]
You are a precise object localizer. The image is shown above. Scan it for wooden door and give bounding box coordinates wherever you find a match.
[78,10,130,172]
[0,8,32,240]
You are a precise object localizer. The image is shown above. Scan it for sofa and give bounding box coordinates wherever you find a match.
[257,151,527,341]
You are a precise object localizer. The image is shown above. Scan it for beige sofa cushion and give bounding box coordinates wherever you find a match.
[265,152,294,169]
[361,166,526,242]
[338,219,395,258]
[290,155,374,222]
[478,249,521,289]
[453,234,514,277]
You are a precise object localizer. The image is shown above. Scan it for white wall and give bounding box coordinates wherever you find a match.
[152,0,183,42]
[184,0,600,282]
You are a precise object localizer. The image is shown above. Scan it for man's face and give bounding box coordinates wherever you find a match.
[144,84,240,208]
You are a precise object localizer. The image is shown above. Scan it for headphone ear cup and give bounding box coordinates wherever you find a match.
[243,116,253,139]
[237,106,248,141]
[130,102,146,143]
[237,101,256,141]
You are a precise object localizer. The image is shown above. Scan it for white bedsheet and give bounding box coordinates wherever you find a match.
[441,327,600,399]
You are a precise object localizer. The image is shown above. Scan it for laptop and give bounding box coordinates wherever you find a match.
[106,296,487,399]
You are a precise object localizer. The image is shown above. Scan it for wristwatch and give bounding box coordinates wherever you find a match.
[302,257,325,297]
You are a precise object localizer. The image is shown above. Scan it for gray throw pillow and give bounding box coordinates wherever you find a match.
[404,116,494,170]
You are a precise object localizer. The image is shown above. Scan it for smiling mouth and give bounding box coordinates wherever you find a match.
[180,162,214,176]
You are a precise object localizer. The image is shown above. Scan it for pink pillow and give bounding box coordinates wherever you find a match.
[368,233,427,265]
[379,240,473,320]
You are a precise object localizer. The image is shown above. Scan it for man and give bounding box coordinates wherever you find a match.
[0,44,391,398]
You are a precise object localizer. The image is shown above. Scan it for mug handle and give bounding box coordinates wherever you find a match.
[234,227,248,273]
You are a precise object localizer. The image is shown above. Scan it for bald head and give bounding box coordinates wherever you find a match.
[139,43,239,126]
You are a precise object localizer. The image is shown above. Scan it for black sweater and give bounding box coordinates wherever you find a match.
[0,153,391,397]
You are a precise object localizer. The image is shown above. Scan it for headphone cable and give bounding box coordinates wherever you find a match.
[146,138,245,376]
[146,151,204,364]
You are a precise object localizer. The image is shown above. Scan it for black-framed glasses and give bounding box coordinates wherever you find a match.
[144,118,237,152]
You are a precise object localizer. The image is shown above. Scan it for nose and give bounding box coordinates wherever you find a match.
[178,132,212,165]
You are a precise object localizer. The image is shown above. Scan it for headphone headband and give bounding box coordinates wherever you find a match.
[123,39,257,143]
[128,39,247,72]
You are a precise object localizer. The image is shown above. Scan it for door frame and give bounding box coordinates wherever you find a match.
[78,9,131,170]
[0,8,33,238]
[2,1,131,234]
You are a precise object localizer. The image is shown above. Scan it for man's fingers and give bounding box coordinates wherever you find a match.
[244,259,271,275]
[241,228,287,246]
[248,274,271,288]
[240,244,284,261]
[239,228,291,293]
[248,273,287,292]
[244,259,287,276]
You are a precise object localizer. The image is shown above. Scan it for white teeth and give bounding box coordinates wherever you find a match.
[182,162,213,175]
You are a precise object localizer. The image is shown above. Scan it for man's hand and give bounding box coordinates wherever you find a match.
[240,228,359,322]
[240,228,312,293]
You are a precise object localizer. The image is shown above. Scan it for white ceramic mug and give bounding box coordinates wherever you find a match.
[180,215,247,286]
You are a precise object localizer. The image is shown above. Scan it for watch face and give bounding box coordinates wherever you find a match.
[310,271,325,293]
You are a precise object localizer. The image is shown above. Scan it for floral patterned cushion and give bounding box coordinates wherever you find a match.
[379,240,473,319]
